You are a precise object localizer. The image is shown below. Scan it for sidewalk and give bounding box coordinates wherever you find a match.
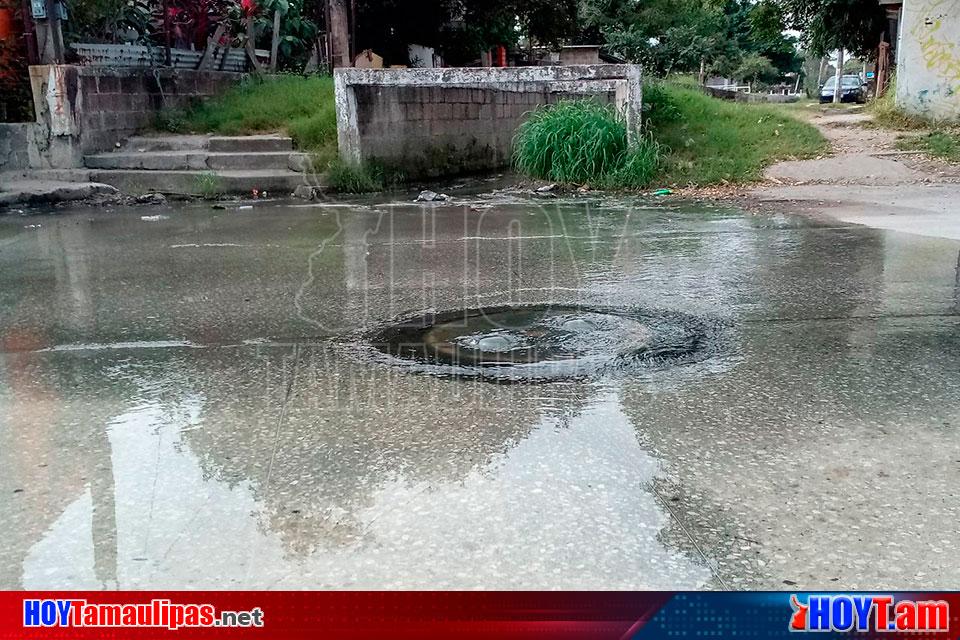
[0,171,118,207]
[750,106,960,240]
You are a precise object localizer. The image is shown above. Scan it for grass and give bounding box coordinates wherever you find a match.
[863,77,960,164]
[512,100,661,187]
[866,78,930,130]
[162,75,337,156]
[194,171,224,199]
[895,130,960,161]
[644,83,829,186]
[171,74,829,192]
[325,159,405,193]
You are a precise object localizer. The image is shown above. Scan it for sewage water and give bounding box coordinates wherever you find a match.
[3,193,960,590]
[370,304,721,382]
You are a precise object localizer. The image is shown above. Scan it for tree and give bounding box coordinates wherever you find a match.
[782,0,887,58]
[734,53,778,85]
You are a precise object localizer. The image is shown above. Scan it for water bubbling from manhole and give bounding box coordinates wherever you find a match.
[366,304,722,383]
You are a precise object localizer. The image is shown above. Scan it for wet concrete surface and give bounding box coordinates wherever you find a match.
[2,193,960,589]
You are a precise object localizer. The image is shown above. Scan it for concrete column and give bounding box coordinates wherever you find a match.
[621,65,643,147]
[333,70,361,164]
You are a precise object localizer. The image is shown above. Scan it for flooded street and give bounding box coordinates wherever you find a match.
[2,193,959,589]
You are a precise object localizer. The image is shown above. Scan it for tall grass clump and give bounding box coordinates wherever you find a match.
[513,100,661,187]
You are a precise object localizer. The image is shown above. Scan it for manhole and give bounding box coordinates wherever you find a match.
[367,304,721,382]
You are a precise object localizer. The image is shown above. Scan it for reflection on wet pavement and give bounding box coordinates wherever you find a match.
[2,195,960,589]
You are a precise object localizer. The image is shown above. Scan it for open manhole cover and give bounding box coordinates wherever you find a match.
[366,304,722,382]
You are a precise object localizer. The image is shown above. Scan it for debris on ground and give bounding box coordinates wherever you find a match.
[136,193,167,205]
[535,183,558,193]
[415,190,450,202]
[651,188,674,196]
[294,185,325,200]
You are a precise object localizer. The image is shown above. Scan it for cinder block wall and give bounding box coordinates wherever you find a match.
[24,65,242,167]
[73,67,239,153]
[354,85,616,178]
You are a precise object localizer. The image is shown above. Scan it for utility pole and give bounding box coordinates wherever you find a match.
[833,47,844,103]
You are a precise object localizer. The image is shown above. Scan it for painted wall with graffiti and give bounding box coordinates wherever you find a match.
[896,0,960,119]
[897,0,960,120]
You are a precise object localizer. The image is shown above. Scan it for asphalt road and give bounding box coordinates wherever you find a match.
[2,192,959,589]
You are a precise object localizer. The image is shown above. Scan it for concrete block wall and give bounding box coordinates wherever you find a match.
[335,65,642,180]
[354,85,616,177]
[0,123,44,171]
[73,67,239,153]
[18,65,242,168]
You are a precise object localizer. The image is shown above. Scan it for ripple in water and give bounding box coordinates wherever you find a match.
[366,304,724,383]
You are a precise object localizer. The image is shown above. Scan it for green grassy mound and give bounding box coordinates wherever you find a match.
[161,75,337,163]
[644,83,828,186]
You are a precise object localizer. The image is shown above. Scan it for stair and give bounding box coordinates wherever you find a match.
[83,134,317,196]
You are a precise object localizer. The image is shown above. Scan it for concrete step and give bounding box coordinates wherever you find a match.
[3,168,93,182]
[209,135,293,153]
[121,134,294,154]
[85,151,311,172]
[122,135,210,152]
[0,178,118,206]
[88,169,311,196]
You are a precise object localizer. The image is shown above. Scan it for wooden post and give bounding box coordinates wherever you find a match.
[162,0,172,66]
[42,0,64,63]
[269,9,281,71]
[327,0,350,67]
[245,15,263,72]
[198,22,228,70]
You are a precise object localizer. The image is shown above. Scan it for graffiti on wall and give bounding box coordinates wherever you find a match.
[907,0,960,116]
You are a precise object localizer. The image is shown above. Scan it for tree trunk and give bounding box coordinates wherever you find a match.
[699,57,706,85]
[833,48,844,103]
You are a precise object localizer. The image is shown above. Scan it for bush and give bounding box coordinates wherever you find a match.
[512,100,661,188]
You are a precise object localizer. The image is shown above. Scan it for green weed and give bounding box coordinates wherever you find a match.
[194,171,223,199]
[326,159,404,193]
[896,130,960,161]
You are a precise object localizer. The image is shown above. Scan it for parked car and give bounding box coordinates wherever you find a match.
[819,75,867,103]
